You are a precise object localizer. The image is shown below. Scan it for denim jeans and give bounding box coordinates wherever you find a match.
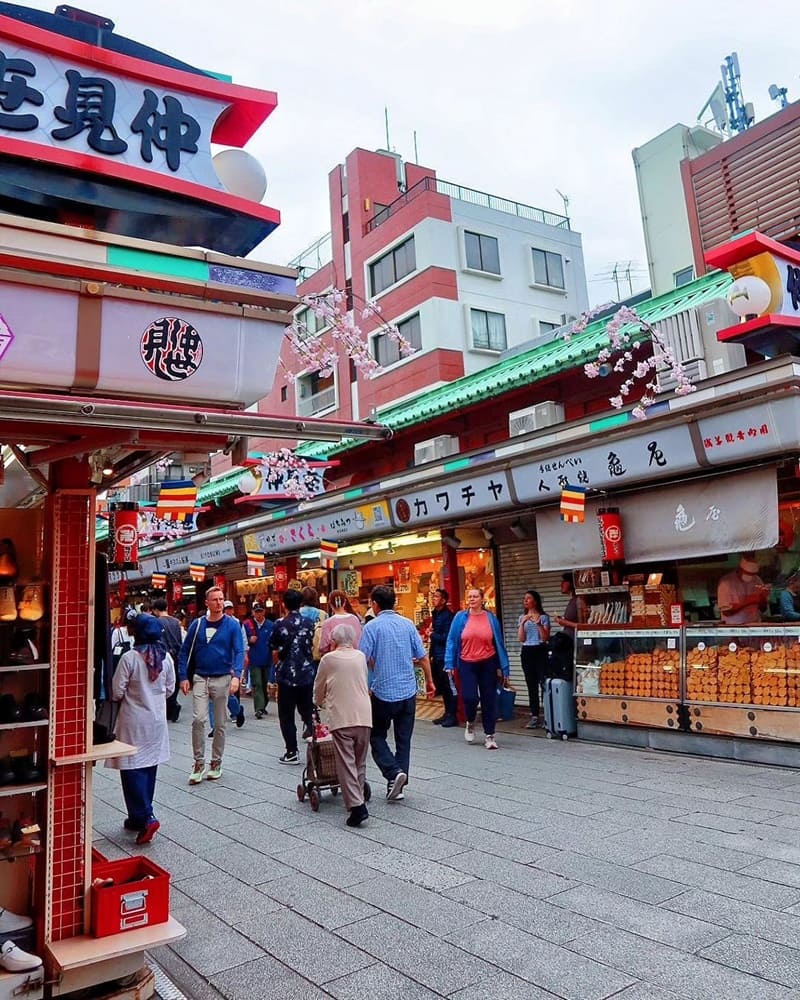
[459,657,500,736]
[120,765,158,829]
[370,693,416,782]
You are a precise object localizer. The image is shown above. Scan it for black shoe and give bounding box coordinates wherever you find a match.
[236,707,245,728]
[301,724,313,741]
[167,704,181,723]
[346,804,369,827]
[440,715,458,728]
[432,714,446,725]
[208,731,214,739]
[255,710,264,720]
[279,751,299,765]
[123,818,144,832]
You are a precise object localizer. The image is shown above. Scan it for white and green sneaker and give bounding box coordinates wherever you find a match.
[189,763,205,785]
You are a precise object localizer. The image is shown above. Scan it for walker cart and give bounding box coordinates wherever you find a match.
[296,711,372,812]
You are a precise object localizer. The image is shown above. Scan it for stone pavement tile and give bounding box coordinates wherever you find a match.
[447,918,636,1000]
[347,872,484,936]
[633,854,800,908]
[699,933,800,988]
[174,871,283,925]
[152,785,244,831]
[448,972,560,999]
[669,889,800,949]
[210,955,333,1000]
[569,924,795,1000]
[132,835,213,881]
[334,912,500,994]
[686,824,800,867]
[739,857,800,888]
[290,818,383,854]
[246,909,373,984]
[353,846,476,891]
[672,811,770,838]
[167,895,265,976]
[323,961,444,999]
[259,872,379,930]
[549,884,727,950]
[646,836,761,872]
[345,818,464,861]
[89,837,130,861]
[444,880,601,944]
[273,845,377,889]
[533,850,686,904]
[236,798,312,832]
[441,822,549,864]
[603,985,683,1000]
[628,777,746,802]
[223,816,310,855]
[202,843,295,886]
[151,810,234,855]
[442,850,576,898]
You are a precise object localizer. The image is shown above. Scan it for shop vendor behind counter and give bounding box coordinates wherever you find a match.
[717,553,771,625]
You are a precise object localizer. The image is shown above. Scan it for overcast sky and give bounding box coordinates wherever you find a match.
[16,0,800,304]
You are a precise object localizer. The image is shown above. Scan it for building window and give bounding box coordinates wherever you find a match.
[296,306,326,337]
[674,265,694,287]
[464,231,500,275]
[280,385,288,402]
[296,370,336,417]
[373,313,422,367]
[538,320,560,336]
[342,211,350,244]
[369,236,416,296]
[470,308,507,351]
[532,248,565,289]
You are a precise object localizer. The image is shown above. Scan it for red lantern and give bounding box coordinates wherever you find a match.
[109,502,139,570]
[597,508,625,564]
[274,564,287,590]
[172,579,183,602]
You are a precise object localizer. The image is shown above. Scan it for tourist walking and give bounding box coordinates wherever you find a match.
[445,587,510,750]
[178,587,243,784]
[243,601,275,718]
[314,623,372,827]
[107,613,174,844]
[429,588,456,726]
[318,590,362,655]
[359,585,435,801]
[270,588,315,764]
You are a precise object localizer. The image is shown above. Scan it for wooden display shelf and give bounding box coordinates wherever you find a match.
[47,915,186,972]
[576,694,682,730]
[687,703,800,741]
[52,740,137,767]
[0,840,41,860]
[0,967,44,999]
[0,781,46,798]
[575,586,629,595]
[0,718,48,731]
[0,662,49,673]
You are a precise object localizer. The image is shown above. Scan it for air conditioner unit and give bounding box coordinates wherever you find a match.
[414,434,460,466]
[508,401,565,437]
[653,299,746,394]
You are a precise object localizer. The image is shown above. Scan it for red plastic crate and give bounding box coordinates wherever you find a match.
[90,856,170,937]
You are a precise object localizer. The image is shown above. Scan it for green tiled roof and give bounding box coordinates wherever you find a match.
[297,270,733,459]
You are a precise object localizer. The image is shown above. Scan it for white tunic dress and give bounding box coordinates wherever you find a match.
[106,650,175,770]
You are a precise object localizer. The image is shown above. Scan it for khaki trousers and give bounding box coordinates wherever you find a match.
[331,725,371,810]
[192,674,231,764]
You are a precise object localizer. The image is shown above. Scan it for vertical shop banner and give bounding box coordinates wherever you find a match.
[560,484,587,523]
[537,467,778,569]
[172,579,183,602]
[214,574,226,590]
[320,540,338,568]
[246,551,266,576]
[274,564,288,589]
[189,564,206,582]
[151,572,167,589]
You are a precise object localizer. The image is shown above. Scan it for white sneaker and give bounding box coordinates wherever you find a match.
[0,940,42,972]
[464,723,475,744]
[387,771,407,801]
[0,909,32,934]
[484,735,498,750]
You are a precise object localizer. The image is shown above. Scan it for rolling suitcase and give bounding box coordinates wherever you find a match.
[543,677,576,740]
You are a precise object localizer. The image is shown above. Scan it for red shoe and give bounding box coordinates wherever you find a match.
[135,819,160,845]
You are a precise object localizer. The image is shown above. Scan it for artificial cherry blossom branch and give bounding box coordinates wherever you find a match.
[563,304,695,419]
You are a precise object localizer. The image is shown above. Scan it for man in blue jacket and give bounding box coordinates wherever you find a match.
[243,602,274,719]
[429,588,457,727]
[178,586,243,784]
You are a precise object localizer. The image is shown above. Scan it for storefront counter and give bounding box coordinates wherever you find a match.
[574,625,800,746]
[685,625,800,741]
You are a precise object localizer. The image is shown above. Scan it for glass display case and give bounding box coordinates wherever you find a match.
[684,626,800,741]
[574,628,682,729]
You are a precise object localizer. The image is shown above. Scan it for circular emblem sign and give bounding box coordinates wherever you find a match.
[115,524,137,546]
[140,317,203,382]
[395,498,411,524]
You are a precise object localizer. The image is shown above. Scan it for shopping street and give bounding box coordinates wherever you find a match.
[92,706,800,1000]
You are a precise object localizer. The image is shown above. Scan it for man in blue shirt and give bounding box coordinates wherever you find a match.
[359,585,435,801]
[243,602,274,718]
[178,587,243,785]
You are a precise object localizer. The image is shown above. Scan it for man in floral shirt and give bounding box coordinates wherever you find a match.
[270,588,315,764]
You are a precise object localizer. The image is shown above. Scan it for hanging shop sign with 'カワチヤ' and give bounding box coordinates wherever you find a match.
[389,471,512,528]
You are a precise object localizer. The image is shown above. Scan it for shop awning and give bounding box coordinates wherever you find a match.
[537,466,778,570]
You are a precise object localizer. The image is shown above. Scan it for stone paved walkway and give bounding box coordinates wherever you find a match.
[92,704,800,999]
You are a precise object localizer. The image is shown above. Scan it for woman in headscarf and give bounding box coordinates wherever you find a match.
[106,613,175,844]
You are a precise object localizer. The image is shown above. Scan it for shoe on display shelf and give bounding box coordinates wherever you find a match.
[0,909,32,934]
[0,939,42,972]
